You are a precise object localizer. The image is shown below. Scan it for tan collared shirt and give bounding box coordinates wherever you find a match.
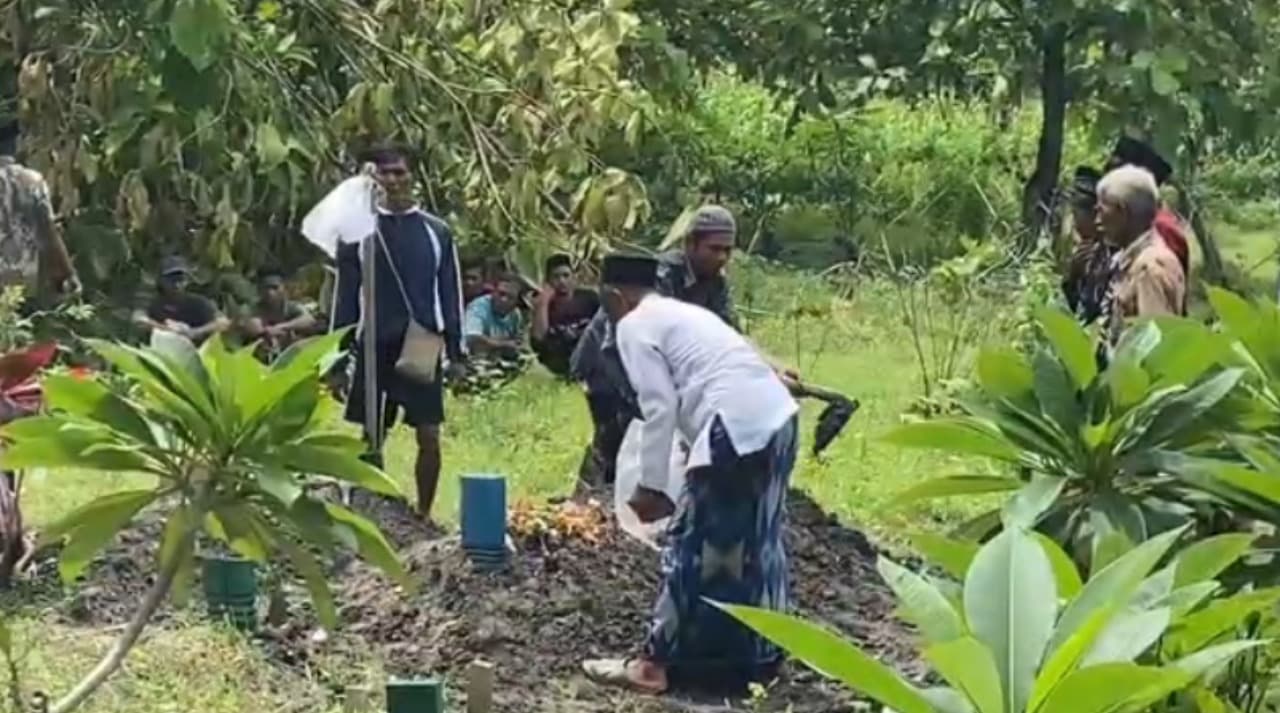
[1106,230,1186,343]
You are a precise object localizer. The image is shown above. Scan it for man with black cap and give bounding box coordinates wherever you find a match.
[0,120,80,301]
[570,204,745,486]
[132,256,229,345]
[1106,136,1190,279]
[1062,166,1113,323]
[582,253,798,695]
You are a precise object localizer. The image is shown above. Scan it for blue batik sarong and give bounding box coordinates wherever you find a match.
[644,414,799,687]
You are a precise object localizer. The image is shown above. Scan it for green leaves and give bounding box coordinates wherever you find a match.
[1036,307,1096,390]
[43,490,161,582]
[964,528,1057,713]
[878,558,965,644]
[713,604,933,713]
[169,0,231,71]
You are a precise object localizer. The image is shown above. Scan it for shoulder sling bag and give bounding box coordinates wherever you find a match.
[372,219,446,385]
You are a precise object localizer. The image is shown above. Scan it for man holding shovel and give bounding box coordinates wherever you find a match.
[582,253,799,694]
[332,145,466,521]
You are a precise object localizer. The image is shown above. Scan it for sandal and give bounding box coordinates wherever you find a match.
[582,658,668,694]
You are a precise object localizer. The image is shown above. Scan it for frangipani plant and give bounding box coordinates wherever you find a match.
[1,330,409,713]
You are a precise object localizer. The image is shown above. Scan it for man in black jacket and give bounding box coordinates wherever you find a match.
[333,145,465,520]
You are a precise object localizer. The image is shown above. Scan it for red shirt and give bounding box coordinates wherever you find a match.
[1154,208,1189,275]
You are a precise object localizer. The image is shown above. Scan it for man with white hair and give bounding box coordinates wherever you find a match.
[1095,164,1186,344]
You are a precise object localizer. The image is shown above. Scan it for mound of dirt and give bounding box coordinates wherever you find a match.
[33,489,924,712]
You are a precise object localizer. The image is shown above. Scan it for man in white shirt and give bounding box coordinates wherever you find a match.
[583,254,799,694]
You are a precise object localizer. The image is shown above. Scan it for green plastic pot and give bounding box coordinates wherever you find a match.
[385,678,444,713]
[202,555,258,632]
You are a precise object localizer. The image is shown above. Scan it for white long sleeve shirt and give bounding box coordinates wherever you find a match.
[615,294,798,493]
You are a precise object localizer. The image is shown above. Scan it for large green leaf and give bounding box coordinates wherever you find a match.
[1035,663,1188,713]
[275,529,338,629]
[169,0,230,71]
[891,475,1024,509]
[1165,588,1280,655]
[208,504,270,562]
[963,527,1057,713]
[269,445,401,497]
[1125,369,1244,452]
[46,490,160,582]
[1036,307,1097,389]
[42,372,156,447]
[1031,348,1083,440]
[1049,526,1187,655]
[713,604,933,713]
[1169,640,1267,680]
[1107,357,1151,410]
[877,557,965,644]
[907,531,979,580]
[923,637,1003,713]
[977,347,1034,400]
[1026,606,1117,713]
[883,419,1022,462]
[2,417,155,473]
[1033,533,1082,600]
[158,504,198,606]
[1081,607,1171,665]
[1173,533,1255,587]
[324,504,410,589]
[86,339,215,445]
[240,330,348,424]
[1002,476,1065,529]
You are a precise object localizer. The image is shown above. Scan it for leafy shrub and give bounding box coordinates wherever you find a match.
[718,499,1266,713]
[884,308,1274,564]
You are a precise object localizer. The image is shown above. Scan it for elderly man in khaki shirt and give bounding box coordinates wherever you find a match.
[1096,165,1186,345]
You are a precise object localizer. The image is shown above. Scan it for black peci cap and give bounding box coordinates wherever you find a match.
[601,253,658,288]
[1111,136,1173,185]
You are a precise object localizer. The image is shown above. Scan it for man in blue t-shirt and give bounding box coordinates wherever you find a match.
[333,144,465,521]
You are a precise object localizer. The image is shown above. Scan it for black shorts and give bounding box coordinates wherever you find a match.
[343,334,445,431]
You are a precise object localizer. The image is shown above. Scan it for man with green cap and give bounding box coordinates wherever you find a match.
[570,205,742,487]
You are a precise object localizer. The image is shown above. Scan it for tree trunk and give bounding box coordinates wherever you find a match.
[1020,22,1069,252]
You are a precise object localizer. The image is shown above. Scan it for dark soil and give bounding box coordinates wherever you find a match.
[21,489,924,713]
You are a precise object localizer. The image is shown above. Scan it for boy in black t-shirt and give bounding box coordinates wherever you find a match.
[132,256,229,345]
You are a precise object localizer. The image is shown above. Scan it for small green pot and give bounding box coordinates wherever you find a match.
[202,555,258,632]
[386,678,444,713]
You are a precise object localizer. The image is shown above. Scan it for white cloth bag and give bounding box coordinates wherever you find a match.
[614,420,687,550]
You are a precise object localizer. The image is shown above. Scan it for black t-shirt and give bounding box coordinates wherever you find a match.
[533,288,600,377]
[147,293,218,331]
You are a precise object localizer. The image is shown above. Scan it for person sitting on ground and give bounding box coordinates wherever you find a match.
[582,253,800,696]
[0,120,80,302]
[531,253,600,378]
[132,256,230,345]
[241,268,319,359]
[454,272,529,395]
[464,272,525,358]
[1105,136,1190,280]
[461,258,490,307]
[1062,166,1112,324]
[1096,165,1186,347]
